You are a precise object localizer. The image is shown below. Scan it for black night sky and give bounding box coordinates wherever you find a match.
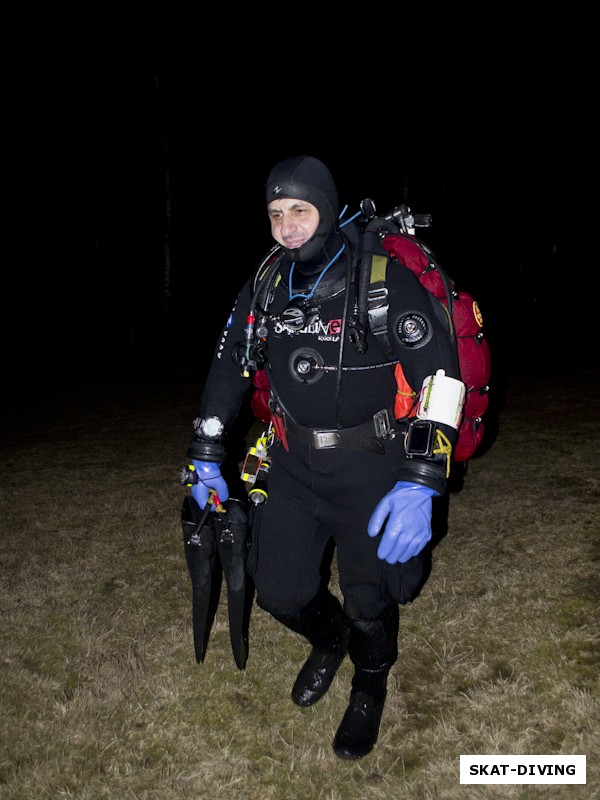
[11,10,593,397]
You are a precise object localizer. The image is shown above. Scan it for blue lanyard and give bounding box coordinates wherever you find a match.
[288,244,346,302]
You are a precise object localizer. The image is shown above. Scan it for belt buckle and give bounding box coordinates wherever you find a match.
[312,430,341,449]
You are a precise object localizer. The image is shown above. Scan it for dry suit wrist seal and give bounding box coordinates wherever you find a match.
[186,437,227,463]
[396,460,446,497]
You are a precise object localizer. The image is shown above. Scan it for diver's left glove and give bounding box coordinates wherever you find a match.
[367,481,438,564]
[190,460,229,510]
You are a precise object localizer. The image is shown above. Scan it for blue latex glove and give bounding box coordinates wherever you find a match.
[190,460,229,510]
[367,481,438,564]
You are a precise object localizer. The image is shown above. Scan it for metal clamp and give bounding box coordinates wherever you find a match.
[367,286,389,307]
[373,409,395,440]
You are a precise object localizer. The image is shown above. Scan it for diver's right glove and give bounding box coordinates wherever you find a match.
[190,460,229,510]
[367,481,437,564]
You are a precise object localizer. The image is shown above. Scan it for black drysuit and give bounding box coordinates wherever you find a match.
[192,225,461,622]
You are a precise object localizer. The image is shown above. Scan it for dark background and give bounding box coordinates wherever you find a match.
[7,9,592,398]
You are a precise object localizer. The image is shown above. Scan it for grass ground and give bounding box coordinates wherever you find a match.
[0,361,598,799]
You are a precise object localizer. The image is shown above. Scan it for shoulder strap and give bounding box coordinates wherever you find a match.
[251,247,285,315]
[366,253,395,359]
[252,244,282,293]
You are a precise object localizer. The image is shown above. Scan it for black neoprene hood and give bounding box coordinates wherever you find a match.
[266,155,340,262]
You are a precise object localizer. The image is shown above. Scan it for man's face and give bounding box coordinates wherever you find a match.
[267,198,320,250]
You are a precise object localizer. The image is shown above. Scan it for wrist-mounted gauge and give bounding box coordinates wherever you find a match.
[193,416,224,438]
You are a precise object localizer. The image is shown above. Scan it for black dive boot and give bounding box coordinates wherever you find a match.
[273,590,348,707]
[332,605,399,760]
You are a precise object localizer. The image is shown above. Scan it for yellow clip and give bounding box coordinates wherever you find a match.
[184,463,196,487]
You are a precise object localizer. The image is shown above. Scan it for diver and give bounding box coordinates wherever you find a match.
[184,155,464,759]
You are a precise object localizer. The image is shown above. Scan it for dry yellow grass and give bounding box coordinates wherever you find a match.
[0,363,598,799]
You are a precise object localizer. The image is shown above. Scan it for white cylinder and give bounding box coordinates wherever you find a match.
[416,369,465,429]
